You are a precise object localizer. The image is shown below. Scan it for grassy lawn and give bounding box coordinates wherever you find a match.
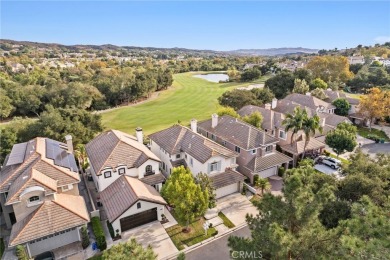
[166,217,218,250]
[218,212,235,228]
[357,126,389,141]
[0,238,4,259]
[101,72,269,135]
[343,92,363,100]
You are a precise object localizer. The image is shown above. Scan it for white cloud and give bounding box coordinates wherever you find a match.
[374,36,390,44]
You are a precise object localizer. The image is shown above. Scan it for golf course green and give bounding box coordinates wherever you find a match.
[101,72,268,135]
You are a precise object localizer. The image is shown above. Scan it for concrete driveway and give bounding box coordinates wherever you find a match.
[121,221,178,259]
[217,193,259,226]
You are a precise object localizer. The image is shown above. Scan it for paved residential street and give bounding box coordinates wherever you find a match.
[361,143,390,157]
[185,226,251,260]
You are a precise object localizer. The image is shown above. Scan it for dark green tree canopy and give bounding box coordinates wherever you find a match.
[332,98,351,116]
[218,89,259,110]
[265,71,295,99]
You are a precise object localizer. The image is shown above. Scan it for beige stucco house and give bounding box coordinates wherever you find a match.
[0,137,89,258]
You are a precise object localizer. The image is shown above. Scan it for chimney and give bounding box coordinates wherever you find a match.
[305,92,311,96]
[135,127,143,144]
[265,103,271,110]
[211,114,219,128]
[271,98,277,109]
[65,135,73,154]
[190,119,197,133]
[321,118,326,127]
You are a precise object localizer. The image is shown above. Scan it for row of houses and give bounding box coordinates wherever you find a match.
[0,91,359,258]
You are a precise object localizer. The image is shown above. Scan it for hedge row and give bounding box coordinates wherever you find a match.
[91,217,107,251]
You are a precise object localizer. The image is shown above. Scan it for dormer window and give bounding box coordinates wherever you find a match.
[29,196,40,203]
[251,149,256,155]
[146,165,152,173]
[118,168,126,175]
[266,146,273,152]
[137,202,141,209]
[104,171,111,178]
[27,195,42,207]
[176,154,180,159]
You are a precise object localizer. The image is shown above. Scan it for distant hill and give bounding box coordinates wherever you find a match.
[227,47,319,56]
[1,39,318,57]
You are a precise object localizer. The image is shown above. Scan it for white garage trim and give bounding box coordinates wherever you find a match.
[258,166,277,178]
[216,183,239,199]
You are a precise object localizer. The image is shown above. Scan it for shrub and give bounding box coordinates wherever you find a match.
[106,220,115,239]
[81,225,90,249]
[253,175,259,185]
[91,217,107,251]
[242,184,247,195]
[366,134,379,141]
[323,150,331,156]
[278,167,285,177]
[15,245,28,260]
[177,252,186,260]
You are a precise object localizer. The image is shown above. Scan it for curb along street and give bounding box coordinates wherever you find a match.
[162,223,248,260]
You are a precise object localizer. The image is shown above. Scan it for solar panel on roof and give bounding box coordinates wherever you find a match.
[45,139,78,172]
[6,142,28,166]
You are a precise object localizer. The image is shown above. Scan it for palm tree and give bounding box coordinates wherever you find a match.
[301,114,323,159]
[255,177,271,195]
[74,144,89,171]
[282,107,306,146]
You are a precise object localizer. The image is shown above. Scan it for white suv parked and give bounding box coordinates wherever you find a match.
[322,157,341,169]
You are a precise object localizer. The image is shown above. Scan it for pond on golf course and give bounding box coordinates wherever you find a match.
[193,73,229,83]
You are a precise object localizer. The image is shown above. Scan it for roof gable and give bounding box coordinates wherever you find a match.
[86,130,160,175]
[9,194,89,246]
[100,175,166,222]
[149,125,238,163]
[197,115,278,149]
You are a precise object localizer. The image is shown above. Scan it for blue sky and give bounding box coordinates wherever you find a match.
[1,1,390,51]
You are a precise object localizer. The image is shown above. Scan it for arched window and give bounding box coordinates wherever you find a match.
[29,196,40,203]
[145,165,152,173]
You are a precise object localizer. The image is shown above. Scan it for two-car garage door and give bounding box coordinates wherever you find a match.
[120,208,157,232]
[259,166,277,178]
[216,183,239,199]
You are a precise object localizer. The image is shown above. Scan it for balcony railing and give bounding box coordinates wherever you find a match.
[144,170,155,177]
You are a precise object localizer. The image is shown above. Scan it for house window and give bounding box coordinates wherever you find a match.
[222,141,226,146]
[118,168,126,175]
[29,196,40,203]
[210,162,219,172]
[137,202,141,209]
[211,134,216,140]
[146,165,152,173]
[271,130,275,136]
[104,171,111,178]
[279,130,287,140]
[62,184,73,192]
[190,158,193,167]
[266,146,273,152]
[176,154,180,159]
[235,146,241,153]
[185,154,187,159]
[251,149,256,155]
